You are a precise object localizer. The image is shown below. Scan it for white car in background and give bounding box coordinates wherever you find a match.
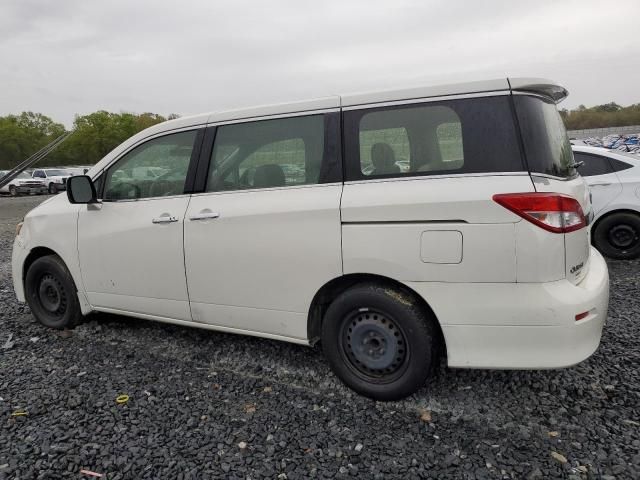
[0,171,47,196]
[31,168,72,194]
[573,145,640,259]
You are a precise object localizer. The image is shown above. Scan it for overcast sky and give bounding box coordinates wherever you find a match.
[1,0,638,127]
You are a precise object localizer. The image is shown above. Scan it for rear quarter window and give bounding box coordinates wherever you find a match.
[514,95,576,179]
[344,95,524,180]
[573,152,613,177]
[610,158,634,172]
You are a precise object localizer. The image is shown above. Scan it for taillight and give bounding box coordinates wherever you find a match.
[493,193,586,233]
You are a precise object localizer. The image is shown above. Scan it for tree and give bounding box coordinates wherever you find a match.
[0,113,65,169]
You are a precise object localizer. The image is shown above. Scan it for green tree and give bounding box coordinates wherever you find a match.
[0,112,65,169]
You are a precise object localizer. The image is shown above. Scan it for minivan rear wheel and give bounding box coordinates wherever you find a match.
[25,255,83,329]
[593,212,640,260]
[321,283,437,401]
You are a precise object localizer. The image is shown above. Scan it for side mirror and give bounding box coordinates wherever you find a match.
[67,175,98,204]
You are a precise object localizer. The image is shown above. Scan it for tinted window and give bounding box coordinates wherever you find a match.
[610,158,633,172]
[103,130,197,200]
[45,169,66,176]
[573,152,612,177]
[344,96,523,180]
[514,95,576,178]
[206,115,325,192]
[33,170,45,178]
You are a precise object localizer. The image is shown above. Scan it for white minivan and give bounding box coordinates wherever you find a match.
[12,78,609,400]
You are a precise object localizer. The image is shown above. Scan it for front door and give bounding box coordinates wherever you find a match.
[78,129,201,321]
[184,113,343,341]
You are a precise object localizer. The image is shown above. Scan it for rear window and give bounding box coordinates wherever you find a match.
[344,96,524,180]
[514,95,576,178]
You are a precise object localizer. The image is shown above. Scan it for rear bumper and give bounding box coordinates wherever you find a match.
[405,247,609,369]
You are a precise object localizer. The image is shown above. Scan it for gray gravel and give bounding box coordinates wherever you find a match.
[1,195,639,479]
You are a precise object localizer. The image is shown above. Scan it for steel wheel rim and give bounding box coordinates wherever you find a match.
[340,308,409,383]
[37,274,67,317]
[608,224,638,249]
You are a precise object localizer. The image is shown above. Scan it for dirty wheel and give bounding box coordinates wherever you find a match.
[25,255,83,329]
[593,212,640,260]
[321,283,437,401]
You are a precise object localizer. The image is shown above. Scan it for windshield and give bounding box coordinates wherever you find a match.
[44,169,67,176]
[514,95,576,178]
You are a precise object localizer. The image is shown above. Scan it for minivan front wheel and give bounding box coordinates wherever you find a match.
[593,212,640,260]
[25,255,83,329]
[48,183,57,194]
[321,283,437,401]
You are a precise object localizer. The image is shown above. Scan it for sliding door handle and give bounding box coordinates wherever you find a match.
[189,212,220,221]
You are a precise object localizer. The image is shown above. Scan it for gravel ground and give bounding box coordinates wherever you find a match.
[0,195,638,479]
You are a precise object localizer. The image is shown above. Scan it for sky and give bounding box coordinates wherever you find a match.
[1,0,638,127]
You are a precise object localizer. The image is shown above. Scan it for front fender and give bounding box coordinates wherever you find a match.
[12,196,92,314]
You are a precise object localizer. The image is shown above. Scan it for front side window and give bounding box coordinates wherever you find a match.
[206,115,325,192]
[33,170,45,178]
[103,130,197,201]
[344,96,523,180]
[573,152,612,177]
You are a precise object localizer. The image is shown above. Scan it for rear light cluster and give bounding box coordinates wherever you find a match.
[493,193,586,233]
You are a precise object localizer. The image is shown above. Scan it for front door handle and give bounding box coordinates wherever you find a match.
[189,212,220,221]
[152,215,178,224]
[590,182,612,187]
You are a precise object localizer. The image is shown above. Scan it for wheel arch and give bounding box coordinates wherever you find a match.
[23,246,62,286]
[307,273,447,358]
[22,245,92,315]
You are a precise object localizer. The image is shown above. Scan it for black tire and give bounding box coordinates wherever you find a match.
[9,185,18,196]
[25,255,83,329]
[48,183,57,194]
[593,212,640,260]
[321,283,437,401]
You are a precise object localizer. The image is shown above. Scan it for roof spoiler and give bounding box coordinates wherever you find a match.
[508,77,569,103]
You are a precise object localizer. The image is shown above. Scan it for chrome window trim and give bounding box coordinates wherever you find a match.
[530,172,580,182]
[341,91,511,112]
[189,181,342,198]
[207,108,340,127]
[343,171,530,185]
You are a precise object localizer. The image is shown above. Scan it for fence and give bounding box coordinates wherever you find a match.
[568,125,640,139]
